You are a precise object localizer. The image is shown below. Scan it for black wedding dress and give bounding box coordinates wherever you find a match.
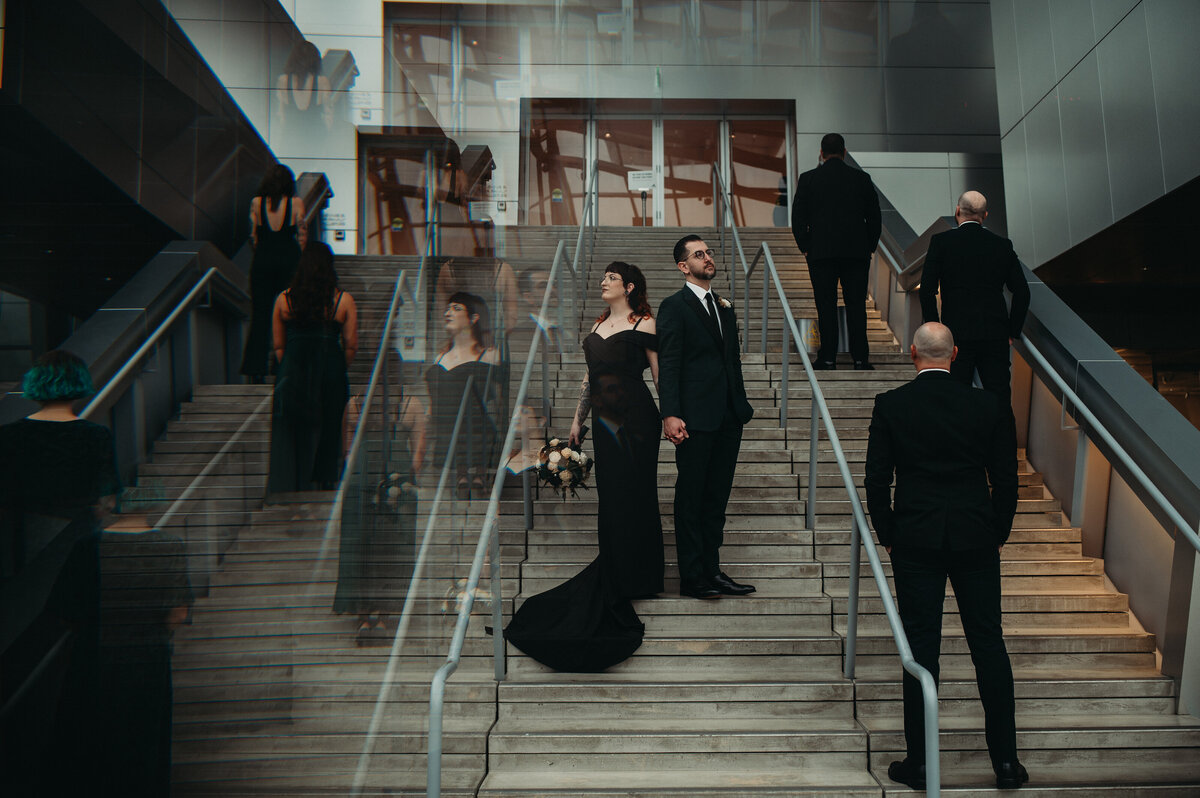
[504,323,664,672]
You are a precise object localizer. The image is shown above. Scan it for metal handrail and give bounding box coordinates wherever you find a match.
[1018,336,1200,555]
[713,166,942,796]
[427,187,597,797]
[81,266,242,419]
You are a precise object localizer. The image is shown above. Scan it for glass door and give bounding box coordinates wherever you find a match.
[661,118,720,228]
[526,117,588,225]
[595,119,654,226]
[728,119,790,227]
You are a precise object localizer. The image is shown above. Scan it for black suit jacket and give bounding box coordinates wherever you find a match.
[919,222,1030,341]
[791,157,882,260]
[864,371,1018,550]
[657,287,753,432]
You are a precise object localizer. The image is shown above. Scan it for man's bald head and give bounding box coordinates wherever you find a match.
[956,190,988,223]
[911,322,957,370]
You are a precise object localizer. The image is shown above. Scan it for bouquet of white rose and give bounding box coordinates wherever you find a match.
[536,436,594,498]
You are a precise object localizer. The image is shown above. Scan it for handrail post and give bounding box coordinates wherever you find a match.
[760,253,769,356]
[844,520,861,678]
[490,516,506,681]
[779,325,789,430]
[808,396,818,532]
[428,665,451,798]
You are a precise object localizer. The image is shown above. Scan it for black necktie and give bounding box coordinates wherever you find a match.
[705,293,722,338]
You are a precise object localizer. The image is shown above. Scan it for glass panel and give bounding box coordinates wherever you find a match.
[728,119,789,227]
[526,118,587,225]
[596,119,653,226]
[662,119,719,228]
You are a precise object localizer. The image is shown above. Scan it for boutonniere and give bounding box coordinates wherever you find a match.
[718,297,733,309]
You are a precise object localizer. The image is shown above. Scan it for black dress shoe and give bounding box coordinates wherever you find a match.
[813,360,837,370]
[995,760,1029,789]
[710,572,756,595]
[887,758,926,790]
[853,360,874,370]
[679,582,722,599]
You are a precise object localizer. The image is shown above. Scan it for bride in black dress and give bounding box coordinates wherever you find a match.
[504,261,664,672]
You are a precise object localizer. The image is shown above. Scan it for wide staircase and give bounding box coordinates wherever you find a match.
[160,227,1200,795]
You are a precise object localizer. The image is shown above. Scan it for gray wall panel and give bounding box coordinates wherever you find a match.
[1014,0,1055,115]
[1105,470,1175,640]
[1096,5,1165,222]
[883,67,999,135]
[1001,121,1035,262]
[1025,92,1071,264]
[1049,0,1097,79]
[1058,52,1113,243]
[1146,0,1200,191]
[996,0,1200,266]
[1091,0,1139,37]
[989,0,1023,134]
[792,68,887,133]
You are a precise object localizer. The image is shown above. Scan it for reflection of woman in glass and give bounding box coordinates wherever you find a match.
[424,292,500,499]
[274,40,333,137]
[333,385,425,644]
[98,485,193,796]
[241,164,305,379]
[504,262,664,672]
[268,242,358,494]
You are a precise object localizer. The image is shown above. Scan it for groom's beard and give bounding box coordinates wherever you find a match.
[686,262,716,283]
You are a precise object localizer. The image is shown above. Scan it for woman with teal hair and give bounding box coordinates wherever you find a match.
[0,349,121,794]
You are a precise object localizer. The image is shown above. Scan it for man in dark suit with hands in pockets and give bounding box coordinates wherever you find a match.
[865,322,1027,791]
[657,235,755,601]
[791,132,882,370]
[919,190,1030,415]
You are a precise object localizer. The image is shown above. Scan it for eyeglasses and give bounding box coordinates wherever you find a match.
[688,248,716,261]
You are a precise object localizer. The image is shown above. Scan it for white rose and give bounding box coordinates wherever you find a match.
[548,451,562,464]
[571,452,583,463]
[549,438,560,446]
[558,470,573,484]
[561,448,575,459]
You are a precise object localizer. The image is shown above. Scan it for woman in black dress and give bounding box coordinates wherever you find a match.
[424,292,501,499]
[0,350,121,794]
[267,241,358,494]
[504,262,664,672]
[240,164,305,379]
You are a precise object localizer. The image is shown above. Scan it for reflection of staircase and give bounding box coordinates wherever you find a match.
[162,228,1200,795]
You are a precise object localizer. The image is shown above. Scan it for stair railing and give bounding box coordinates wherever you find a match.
[712,164,943,796]
[426,232,582,795]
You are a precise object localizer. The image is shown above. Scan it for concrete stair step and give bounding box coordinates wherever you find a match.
[477,768,881,797]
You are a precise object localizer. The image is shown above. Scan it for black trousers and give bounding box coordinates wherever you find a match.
[808,256,870,364]
[951,338,1012,409]
[890,545,1017,767]
[673,408,742,585]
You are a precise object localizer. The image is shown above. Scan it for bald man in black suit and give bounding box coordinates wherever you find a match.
[865,322,1027,791]
[919,190,1030,413]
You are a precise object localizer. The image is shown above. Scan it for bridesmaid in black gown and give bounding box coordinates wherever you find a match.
[504,262,663,672]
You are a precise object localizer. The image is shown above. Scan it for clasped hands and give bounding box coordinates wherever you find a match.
[663,416,688,445]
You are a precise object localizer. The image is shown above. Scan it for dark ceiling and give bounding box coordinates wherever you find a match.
[0,99,180,318]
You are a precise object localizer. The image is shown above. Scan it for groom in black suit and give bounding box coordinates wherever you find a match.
[865,322,1027,791]
[657,235,756,600]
